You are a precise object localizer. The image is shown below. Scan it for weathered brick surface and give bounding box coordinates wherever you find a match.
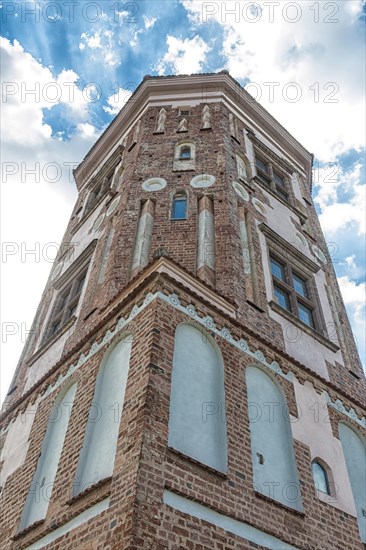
[1,75,365,550]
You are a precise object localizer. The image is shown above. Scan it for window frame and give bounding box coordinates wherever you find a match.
[311,459,331,496]
[179,145,192,160]
[255,152,290,202]
[45,266,88,340]
[269,252,320,330]
[41,243,97,346]
[171,192,188,220]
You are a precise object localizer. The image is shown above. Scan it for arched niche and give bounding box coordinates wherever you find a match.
[339,422,366,543]
[73,335,133,495]
[173,141,196,171]
[19,382,77,531]
[246,365,303,511]
[168,323,227,473]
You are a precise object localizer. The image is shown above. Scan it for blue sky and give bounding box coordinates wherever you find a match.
[1,0,365,401]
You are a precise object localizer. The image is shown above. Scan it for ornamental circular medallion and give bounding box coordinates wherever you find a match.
[142,177,167,192]
[190,174,216,188]
[93,213,105,232]
[312,245,327,264]
[232,181,249,201]
[296,232,307,247]
[252,198,266,215]
[107,195,121,216]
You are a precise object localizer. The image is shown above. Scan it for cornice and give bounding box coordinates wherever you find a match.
[259,223,320,273]
[74,73,313,187]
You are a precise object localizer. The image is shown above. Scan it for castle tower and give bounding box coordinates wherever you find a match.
[1,72,365,550]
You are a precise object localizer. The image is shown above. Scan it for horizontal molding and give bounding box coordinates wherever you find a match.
[163,489,300,550]
[23,498,109,550]
[259,223,320,273]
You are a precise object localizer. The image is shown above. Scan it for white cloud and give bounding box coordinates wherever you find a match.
[0,38,102,404]
[143,15,157,29]
[155,35,211,75]
[337,276,366,365]
[81,31,102,49]
[103,88,133,115]
[316,162,365,235]
[78,30,120,67]
[345,255,357,270]
[182,0,366,161]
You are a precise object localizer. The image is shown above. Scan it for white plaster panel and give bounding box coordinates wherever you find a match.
[246,366,303,511]
[243,130,256,173]
[0,401,39,487]
[164,490,300,550]
[339,423,366,542]
[264,195,312,259]
[290,379,357,515]
[291,173,306,205]
[24,326,74,393]
[259,228,341,378]
[168,324,227,473]
[66,201,105,271]
[314,269,341,350]
[239,219,251,275]
[269,309,331,379]
[131,212,154,271]
[197,210,215,270]
[74,336,132,493]
[19,383,77,530]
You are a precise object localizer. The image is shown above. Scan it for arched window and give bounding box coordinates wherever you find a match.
[171,192,187,220]
[168,323,227,473]
[312,460,330,495]
[19,383,77,531]
[173,142,196,171]
[179,145,191,160]
[339,423,366,543]
[246,366,303,511]
[73,336,133,496]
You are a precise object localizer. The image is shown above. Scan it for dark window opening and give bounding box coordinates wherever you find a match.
[179,146,191,160]
[171,194,187,220]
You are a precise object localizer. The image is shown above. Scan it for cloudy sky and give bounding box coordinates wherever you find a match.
[1,0,365,403]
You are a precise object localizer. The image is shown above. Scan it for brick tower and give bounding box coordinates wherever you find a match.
[1,72,365,550]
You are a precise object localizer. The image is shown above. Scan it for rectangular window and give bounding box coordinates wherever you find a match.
[255,153,290,202]
[172,196,187,220]
[270,254,318,329]
[46,266,88,339]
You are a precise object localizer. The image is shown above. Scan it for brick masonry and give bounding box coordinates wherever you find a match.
[1,74,365,550]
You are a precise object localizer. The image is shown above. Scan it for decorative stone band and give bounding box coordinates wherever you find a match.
[163,490,301,550]
[22,498,110,550]
[19,290,365,430]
